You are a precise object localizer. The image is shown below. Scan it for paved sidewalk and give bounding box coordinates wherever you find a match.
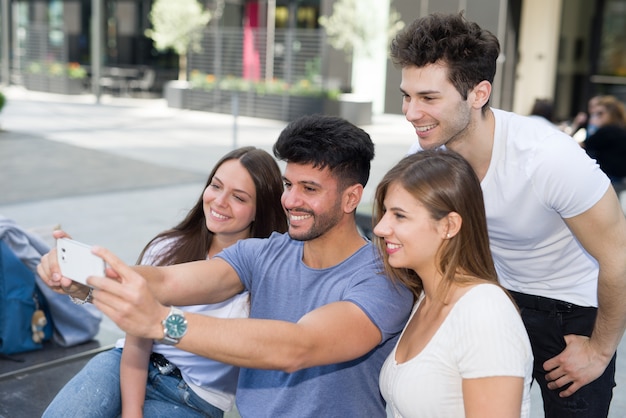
[0,86,624,417]
[0,86,416,417]
[0,86,415,264]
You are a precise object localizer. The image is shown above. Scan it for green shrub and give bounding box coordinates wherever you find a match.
[0,90,5,113]
[188,70,341,99]
[26,61,87,79]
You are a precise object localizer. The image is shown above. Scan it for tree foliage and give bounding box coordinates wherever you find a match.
[145,0,212,80]
[319,0,404,59]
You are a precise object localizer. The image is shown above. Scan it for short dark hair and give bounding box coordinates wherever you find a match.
[273,114,375,189]
[390,12,500,105]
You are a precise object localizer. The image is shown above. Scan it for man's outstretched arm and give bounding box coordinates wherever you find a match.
[90,246,383,371]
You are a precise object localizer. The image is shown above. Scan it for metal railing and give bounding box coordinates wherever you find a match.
[14,24,333,94]
[189,27,330,87]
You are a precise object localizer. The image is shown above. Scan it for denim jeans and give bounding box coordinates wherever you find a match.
[510,291,616,418]
[42,348,224,418]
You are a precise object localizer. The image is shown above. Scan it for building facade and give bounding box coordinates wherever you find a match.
[1,0,626,121]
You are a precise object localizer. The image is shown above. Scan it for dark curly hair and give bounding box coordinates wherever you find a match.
[390,12,500,108]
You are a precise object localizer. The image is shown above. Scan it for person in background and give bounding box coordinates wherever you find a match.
[374,149,533,418]
[583,95,626,184]
[42,147,287,418]
[529,98,556,128]
[390,12,626,417]
[37,114,414,418]
[569,95,602,141]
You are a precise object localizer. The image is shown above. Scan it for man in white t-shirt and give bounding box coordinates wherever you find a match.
[391,12,626,417]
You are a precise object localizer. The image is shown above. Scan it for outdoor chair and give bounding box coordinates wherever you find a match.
[128,68,155,96]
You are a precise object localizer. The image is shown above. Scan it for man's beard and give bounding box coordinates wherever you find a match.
[288,201,343,242]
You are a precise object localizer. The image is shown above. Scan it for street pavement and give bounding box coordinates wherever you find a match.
[0,86,415,264]
[0,85,624,417]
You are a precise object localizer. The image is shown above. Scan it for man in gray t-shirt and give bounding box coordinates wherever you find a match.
[38,114,413,417]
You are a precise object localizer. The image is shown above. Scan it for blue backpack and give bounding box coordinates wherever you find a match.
[0,240,53,355]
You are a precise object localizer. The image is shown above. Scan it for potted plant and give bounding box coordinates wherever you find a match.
[24,61,87,94]
[147,0,212,107]
[318,0,404,124]
[167,71,341,122]
[48,62,87,94]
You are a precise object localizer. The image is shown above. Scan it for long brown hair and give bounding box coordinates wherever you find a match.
[373,149,497,300]
[136,146,287,266]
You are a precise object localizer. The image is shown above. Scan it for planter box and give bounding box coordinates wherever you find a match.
[164,84,328,122]
[24,74,48,92]
[324,93,373,125]
[185,88,231,113]
[47,77,85,95]
[24,75,86,95]
[164,80,187,109]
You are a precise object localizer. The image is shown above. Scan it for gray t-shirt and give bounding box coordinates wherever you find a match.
[217,232,413,417]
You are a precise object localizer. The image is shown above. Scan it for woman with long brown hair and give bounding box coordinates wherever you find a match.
[43,147,287,418]
[374,149,533,418]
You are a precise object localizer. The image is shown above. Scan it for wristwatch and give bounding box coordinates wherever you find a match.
[156,306,187,345]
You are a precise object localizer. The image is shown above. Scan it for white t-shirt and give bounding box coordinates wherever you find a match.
[116,237,249,412]
[379,284,533,418]
[409,109,610,306]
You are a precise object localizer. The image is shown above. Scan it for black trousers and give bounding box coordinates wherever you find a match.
[509,291,616,418]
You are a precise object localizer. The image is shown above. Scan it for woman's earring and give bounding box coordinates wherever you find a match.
[446,233,451,238]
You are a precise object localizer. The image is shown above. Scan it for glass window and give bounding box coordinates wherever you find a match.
[48,0,64,47]
[275,2,319,29]
[599,0,626,76]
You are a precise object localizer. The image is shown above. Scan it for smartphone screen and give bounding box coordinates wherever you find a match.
[57,238,105,286]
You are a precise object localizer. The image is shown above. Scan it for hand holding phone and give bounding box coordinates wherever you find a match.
[57,238,106,286]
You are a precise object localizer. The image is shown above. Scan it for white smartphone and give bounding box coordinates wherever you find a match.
[56,238,105,286]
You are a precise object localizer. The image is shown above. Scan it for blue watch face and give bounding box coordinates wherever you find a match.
[165,314,187,339]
